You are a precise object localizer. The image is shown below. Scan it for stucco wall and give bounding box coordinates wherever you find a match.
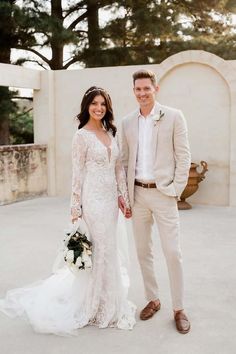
[158,62,230,205]
[51,51,236,206]
[0,51,235,206]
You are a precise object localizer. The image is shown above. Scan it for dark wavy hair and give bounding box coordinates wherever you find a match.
[76,86,117,137]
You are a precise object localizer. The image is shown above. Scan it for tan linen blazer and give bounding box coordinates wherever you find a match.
[120,102,191,206]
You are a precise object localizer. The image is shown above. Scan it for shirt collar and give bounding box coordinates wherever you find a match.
[138,102,158,119]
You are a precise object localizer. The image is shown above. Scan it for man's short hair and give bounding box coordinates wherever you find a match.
[133,69,157,86]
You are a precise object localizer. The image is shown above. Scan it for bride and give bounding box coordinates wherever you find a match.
[0,86,136,335]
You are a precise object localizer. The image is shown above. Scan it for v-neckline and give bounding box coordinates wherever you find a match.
[82,128,112,149]
[82,128,112,162]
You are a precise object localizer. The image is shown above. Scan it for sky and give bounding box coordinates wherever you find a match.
[10,1,236,96]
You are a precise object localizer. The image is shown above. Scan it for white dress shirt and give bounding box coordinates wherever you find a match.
[135,104,156,181]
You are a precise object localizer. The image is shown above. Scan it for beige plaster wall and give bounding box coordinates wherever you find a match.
[158,63,230,205]
[0,63,40,89]
[52,52,236,206]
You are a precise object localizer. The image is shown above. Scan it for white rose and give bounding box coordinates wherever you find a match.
[81,250,89,262]
[65,250,74,264]
[63,236,70,247]
[86,249,92,256]
[84,257,92,269]
[63,249,68,257]
[82,242,90,250]
[75,256,82,267]
[152,110,165,125]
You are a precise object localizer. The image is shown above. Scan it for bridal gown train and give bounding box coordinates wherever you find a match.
[0,128,136,335]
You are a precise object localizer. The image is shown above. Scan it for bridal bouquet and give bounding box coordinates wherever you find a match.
[63,221,92,273]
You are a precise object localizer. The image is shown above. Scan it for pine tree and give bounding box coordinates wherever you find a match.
[13,0,111,69]
[8,0,236,69]
[97,0,236,66]
[0,0,18,144]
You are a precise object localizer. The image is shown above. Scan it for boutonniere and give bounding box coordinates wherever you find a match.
[152,110,165,126]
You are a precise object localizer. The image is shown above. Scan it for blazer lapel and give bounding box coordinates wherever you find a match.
[130,109,139,159]
[152,102,162,160]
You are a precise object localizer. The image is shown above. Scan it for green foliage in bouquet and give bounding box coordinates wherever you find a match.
[64,230,92,271]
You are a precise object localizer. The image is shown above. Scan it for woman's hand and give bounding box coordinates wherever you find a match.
[118,196,132,218]
[71,215,82,224]
[71,217,78,224]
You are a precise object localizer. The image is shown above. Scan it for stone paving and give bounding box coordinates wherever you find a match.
[0,197,235,354]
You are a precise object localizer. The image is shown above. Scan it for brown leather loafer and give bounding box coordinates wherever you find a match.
[174,311,191,334]
[140,300,161,320]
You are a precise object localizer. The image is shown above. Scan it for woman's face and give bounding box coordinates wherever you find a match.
[88,95,107,121]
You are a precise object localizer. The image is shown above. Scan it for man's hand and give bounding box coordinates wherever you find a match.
[124,208,132,218]
[118,196,132,218]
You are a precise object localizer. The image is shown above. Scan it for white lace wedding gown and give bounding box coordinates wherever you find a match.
[0,128,136,335]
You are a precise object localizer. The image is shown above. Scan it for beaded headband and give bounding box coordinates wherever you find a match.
[85,88,107,96]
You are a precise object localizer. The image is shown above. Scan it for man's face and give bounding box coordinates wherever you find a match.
[133,78,158,108]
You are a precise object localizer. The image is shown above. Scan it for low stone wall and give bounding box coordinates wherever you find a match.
[0,144,47,205]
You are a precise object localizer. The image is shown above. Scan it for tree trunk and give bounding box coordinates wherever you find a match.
[86,0,100,67]
[50,0,64,69]
[0,0,15,144]
[0,117,10,145]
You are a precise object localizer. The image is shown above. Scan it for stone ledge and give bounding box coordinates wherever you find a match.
[0,144,47,152]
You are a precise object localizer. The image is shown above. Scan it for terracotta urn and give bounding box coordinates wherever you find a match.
[178,161,208,210]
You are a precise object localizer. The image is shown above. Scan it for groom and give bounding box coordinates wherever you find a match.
[119,69,191,334]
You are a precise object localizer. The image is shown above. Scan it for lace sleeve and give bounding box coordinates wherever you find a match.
[115,136,130,209]
[70,131,86,219]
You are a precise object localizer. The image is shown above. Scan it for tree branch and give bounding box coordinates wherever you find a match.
[63,56,81,69]
[73,29,88,34]
[12,96,33,101]
[14,46,50,65]
[67,11,88,30]
[63,1,87,19]
[14,57,49,70]
[15,108,33,119]
[22,59,49,70]
[28,30,50,38]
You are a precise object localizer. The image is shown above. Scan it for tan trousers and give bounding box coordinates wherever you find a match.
[132,185,184,311]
